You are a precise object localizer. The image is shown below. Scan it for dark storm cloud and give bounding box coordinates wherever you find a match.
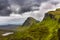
[0,0,12,16]
[0,8,12,16]
[0,0,9,10]
[0,0,59,16]
[8,0,48,13]
[0,0,49,16]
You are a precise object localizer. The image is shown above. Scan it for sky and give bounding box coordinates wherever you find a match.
[0,0,60,25]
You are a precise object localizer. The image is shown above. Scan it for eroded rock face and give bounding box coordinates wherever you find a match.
[22,17,39,26]
[44,13,55,20]
[56,8,60,11]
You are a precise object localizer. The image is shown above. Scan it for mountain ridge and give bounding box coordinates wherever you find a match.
[22,17,39,26]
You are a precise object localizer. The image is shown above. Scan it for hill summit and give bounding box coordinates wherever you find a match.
[22,17,39,26]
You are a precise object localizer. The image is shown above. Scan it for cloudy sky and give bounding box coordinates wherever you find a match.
[0,0,60,25]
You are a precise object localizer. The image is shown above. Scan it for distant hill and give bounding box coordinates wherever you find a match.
[0,24,19,30]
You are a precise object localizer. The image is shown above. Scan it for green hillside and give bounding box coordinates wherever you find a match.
[0,8,60,40]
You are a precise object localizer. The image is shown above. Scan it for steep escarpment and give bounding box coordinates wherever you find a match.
[43,9,60,40]
[42,10,60,21]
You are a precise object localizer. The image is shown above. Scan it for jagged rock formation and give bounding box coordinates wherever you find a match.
[56,8,60,11]
[44,12,55,19]
[22,17,39,26]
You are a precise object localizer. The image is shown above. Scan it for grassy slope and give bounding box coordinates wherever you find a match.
[0,9,60,40]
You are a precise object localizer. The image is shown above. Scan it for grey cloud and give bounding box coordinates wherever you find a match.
[8,0,48,13]
[0,8,12,16]
[0,0,50,16]
[0,0,11,16]
[0,0,48,16]
[0,0,9,10]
